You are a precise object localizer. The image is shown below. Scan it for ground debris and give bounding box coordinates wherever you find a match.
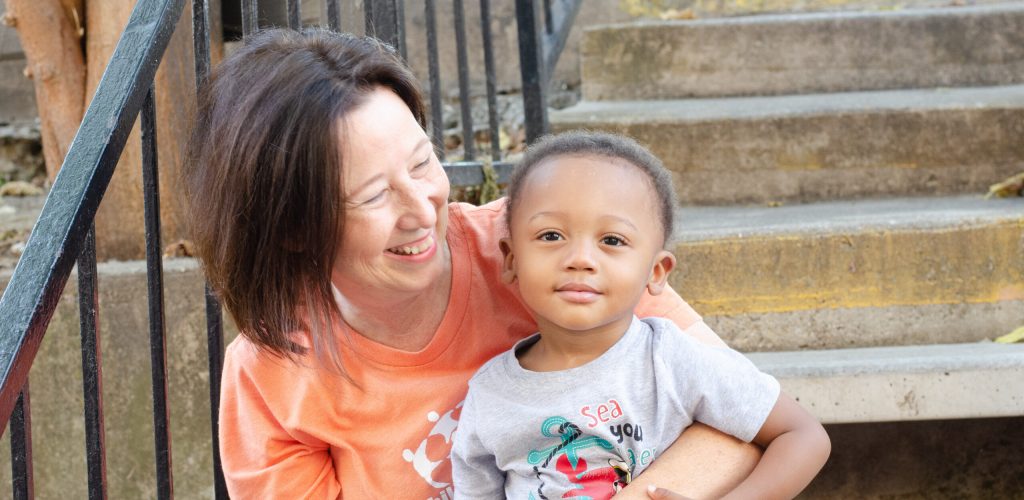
[0,181,44,197]
[985,172,1024,198]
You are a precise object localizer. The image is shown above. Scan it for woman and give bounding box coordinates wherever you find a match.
[184,28,758,499]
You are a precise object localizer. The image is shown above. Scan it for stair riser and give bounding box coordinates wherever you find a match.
[672,219,1024,346]
[555,107,1024,204]
[708,302,1023,352]
[583,5,1024,99]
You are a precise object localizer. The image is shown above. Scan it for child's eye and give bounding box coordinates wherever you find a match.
[539,232,563,242]
[602,236,626,246]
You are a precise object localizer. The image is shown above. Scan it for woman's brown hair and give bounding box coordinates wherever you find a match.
[183,28,425,375]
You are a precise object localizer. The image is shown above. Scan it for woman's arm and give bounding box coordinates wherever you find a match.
[612,423,761,499]
[219,341,342,498]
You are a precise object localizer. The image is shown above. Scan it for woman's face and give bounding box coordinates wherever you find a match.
[332,87,451,299]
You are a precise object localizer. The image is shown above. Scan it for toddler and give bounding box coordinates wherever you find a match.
[451,131,830,499]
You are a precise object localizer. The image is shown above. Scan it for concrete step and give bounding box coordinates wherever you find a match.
[581,3,1024,100]
[1,260,1019,496]
[749,342,1024,424]
[551,85,1024,205]
[631,0,1015,19]
[672,196,1024,351]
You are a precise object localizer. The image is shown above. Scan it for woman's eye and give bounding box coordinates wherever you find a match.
[539,232,563,242]
[362,190,387,205]
[412,157,431,172]
[602,236,626,246]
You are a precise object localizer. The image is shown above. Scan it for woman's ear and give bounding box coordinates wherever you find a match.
[499,237,517,284]
[646,250,677,296]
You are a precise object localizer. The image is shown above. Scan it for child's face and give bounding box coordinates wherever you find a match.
[502,155,676,338]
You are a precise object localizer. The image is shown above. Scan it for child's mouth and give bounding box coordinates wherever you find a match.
[556,284,601,303]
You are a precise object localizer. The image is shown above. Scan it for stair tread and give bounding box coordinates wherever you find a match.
[749,342,1024,377]
[554,84,1024,124]
[674,195,1024,242]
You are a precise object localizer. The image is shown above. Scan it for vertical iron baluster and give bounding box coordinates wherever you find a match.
[10,384,33,500]
[142,86,173,500]
[395,0,407,61]
[287,0,301,29]
[192,0,210,89]
[425,0,445,160]
[453,0,475,161]
[543,0,554,34]
[515,0,549,144]
[205,285,226,499]
[479,0,501,161]
[326,0,341,30]
[241,0,258,38]
[78,225,106,500]
[365,1,402,54]
[190,2,228,497]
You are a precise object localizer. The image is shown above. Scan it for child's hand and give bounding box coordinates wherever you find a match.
[646,484,696,500]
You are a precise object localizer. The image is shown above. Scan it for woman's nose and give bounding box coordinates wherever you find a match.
[396,183,438,230]
[563,240,597,272]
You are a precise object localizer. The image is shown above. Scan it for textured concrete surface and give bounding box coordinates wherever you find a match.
[708,301,1024,352]
[672,196,1024,322]
[0,259,239,499]
[749,343,1024,423]
[552,85,1024,204]
[0,25,36,124]
[581,3,1024,100]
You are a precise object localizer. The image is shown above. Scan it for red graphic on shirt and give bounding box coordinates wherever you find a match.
[555,454,627,500]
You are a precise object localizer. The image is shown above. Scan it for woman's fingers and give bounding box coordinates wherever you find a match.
[646,484,695,500]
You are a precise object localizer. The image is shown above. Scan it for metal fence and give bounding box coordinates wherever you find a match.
[0,0,578,497]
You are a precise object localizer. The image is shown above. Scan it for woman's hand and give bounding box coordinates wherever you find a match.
[646,485,696,500]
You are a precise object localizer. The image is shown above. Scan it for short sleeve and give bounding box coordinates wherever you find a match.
[219,340,342,498]
[451,388,506,499]
[653,319,780,443]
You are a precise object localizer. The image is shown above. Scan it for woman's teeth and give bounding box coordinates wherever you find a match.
[389,236,433,255]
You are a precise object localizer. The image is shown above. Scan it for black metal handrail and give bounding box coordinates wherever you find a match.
[0,0,579,497]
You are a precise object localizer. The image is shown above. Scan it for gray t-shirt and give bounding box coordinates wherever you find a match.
[451,316,780,500]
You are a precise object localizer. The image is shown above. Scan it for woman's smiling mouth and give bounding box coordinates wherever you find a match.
[387,234,436,256]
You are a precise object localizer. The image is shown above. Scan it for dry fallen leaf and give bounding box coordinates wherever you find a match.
[995,326,1024,344]
[985,172,1024,198]
[163,239,196,258]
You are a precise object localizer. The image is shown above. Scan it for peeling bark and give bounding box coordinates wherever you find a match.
[5,0,86,181]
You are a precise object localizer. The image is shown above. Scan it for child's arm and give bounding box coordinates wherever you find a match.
[450,391,506,500]
[720,393,831,499]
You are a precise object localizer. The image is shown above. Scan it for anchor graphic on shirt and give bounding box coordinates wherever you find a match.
[527,416,615,469]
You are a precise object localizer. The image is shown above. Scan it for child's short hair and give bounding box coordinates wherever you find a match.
[506,131,677,244]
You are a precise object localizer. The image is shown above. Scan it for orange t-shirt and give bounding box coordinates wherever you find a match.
[218,200,720,499]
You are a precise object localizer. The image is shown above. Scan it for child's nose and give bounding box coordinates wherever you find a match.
[563,241,597,272]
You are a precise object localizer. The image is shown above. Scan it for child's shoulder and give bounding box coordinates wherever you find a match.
[639,316,699,349]
[466,344,516,389]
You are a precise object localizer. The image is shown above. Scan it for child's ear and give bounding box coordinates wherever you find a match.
[646,250,676,296]
[499,237,517,284]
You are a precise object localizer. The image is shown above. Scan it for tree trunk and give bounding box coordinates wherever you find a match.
[4,0,86,181]
[87,0,198,260]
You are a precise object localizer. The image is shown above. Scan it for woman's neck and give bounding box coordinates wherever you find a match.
[332,247,453,352]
